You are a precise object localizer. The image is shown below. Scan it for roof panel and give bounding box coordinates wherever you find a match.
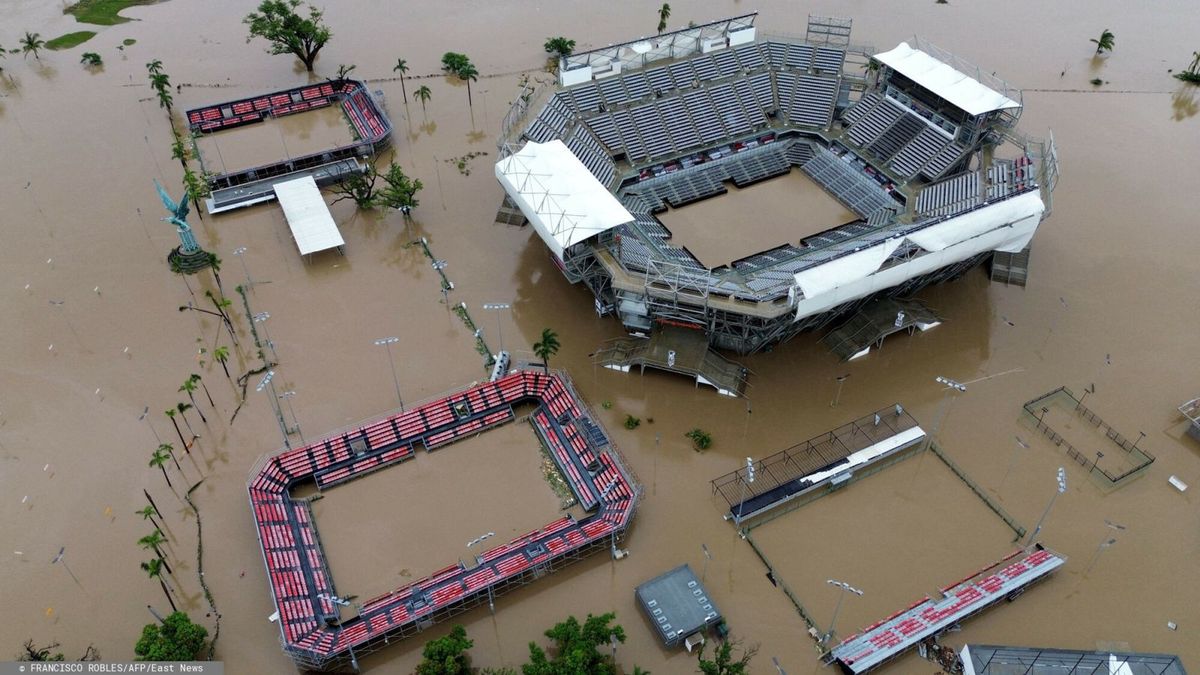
[874,42,1021,117]
[273,176,344,256]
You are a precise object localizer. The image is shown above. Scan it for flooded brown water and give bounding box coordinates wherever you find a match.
[658,169,856,269]
[313,422,564,602]
[194,105,358,174]
[2,0,1199,673]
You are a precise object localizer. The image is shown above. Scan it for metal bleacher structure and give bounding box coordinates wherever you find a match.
[186,79,392,213]
[247,369,640,671]
[497,14,1059,354]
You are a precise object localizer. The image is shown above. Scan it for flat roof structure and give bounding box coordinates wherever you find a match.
[961,644,1187,675]
[495,140,633,258]
[873,43,1021,116]
[829,546,1066,674]
[635,564,722,648]
[274,176,344,256]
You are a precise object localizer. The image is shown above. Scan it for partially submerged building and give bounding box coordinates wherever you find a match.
[496,14,1058,354]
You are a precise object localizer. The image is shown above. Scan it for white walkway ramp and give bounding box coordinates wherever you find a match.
[273,176,344,256]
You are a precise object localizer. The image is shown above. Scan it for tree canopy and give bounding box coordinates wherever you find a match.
[696,639,757,675]
[244,0,332,72]
[544,37,576,58]
[522,612,625,675]
[442,52,470,73]
[416,624,473,675]
[134,612,208,661]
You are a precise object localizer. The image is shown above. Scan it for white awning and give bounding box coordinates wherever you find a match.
[273,176,344,256]
[874,43,1021,117]
[793,239,903,299]
[495,140,632,259]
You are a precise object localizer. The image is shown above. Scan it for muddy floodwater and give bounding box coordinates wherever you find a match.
[658,169,857,269]
[1,0,1198,673]
[194,105,359,174]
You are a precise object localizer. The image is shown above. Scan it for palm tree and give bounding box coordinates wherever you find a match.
[213,346,233,384]
[176,402,199,438]
[146,59,164,76]
[21,32,45,60]
[141,558,177,611]
[657,4,672,34]
[1090,29,1115,54]
[190,373,215,408]
[532,328,560,373]
[158,442,182,472]
[148,448,174,490]
[179,379,207,424]
[137,530,168,558]
[164,408,188,449]
[136,504,163,532]
[415,85,432,114]
[458,61,479,108]
[393,58,409,103]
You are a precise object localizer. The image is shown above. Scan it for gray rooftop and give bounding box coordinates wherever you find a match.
[634,564,722,647]
[963,645,1187,675]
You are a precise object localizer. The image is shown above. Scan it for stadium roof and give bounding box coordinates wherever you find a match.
[273,176,344,256]
[874,42,1021,117]
[495,140,633,259]
[961,644,1187,675]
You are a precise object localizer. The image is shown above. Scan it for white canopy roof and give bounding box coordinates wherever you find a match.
[874,42,1021,117]
[273,176,344,256]
[495,140,633,259]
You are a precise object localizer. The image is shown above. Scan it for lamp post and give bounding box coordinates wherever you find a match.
[925,376,967,452]
[373,337,405,411]
[138,405,163,445]
[51,546,83,588]
[482,303,511,354]
[278,390,303,444]
[432,259,449,308]
[998,435,1029,492]
[233,246,254,289]
[823,579,864,644]
[701,543,712,583]
[831,374,850,407]
[771,657,787,675]
[467,532,496,608]
[1085,520,1126,574]
[256,370,290,450]
[253,312,279,364]
[1026,467,1066,544]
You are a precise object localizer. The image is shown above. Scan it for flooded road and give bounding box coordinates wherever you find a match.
[1,0,1198,673]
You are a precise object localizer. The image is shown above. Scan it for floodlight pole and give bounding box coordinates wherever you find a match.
[823,579,863,644]
[732,457,755,526]
[257,370,290,450]
[373,337,405,411]
[1026,467,1067,544]
[233,246,254,290]
[254,312,279,364]
[482,303,511,354]
[925,376,967,452]
[831,374,849,407]
[139,405,163,445]
[279,390,304,444]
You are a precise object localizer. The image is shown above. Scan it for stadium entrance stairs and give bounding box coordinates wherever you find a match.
[989,247,1031,287]
[593,325,749,397]
[821,297,942,361]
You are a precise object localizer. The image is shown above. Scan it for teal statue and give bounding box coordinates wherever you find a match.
[155,179,201,254]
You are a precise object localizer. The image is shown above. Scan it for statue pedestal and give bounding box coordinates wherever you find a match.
[168,246,214,275]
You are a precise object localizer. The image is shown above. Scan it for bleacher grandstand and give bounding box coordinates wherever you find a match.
[495,14,1058,354]
[247,369,640,671]
[186,79,392,213]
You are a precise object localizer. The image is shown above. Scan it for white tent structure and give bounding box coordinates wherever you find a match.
[273,176,345,256]
[873,42,1021,117]
[495,140,633,259]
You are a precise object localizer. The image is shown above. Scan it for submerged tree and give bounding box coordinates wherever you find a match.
[377,162,424,217]
[416,85,433,114]
[1090,29,1115,54]
[394,57,409,103]
[331,162,379,209]
[416,624,473,675]
[1175,51,1200,84]
[441,53,479,108]
[532,328,560,373]
[21,32,45,60]
[244,0,332,73]
[523,613,625,675]
[544,37,576,58]
[134,612,208,661]
[80,52,102,67]
[15,640,99,662]
[696,639,758,675]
